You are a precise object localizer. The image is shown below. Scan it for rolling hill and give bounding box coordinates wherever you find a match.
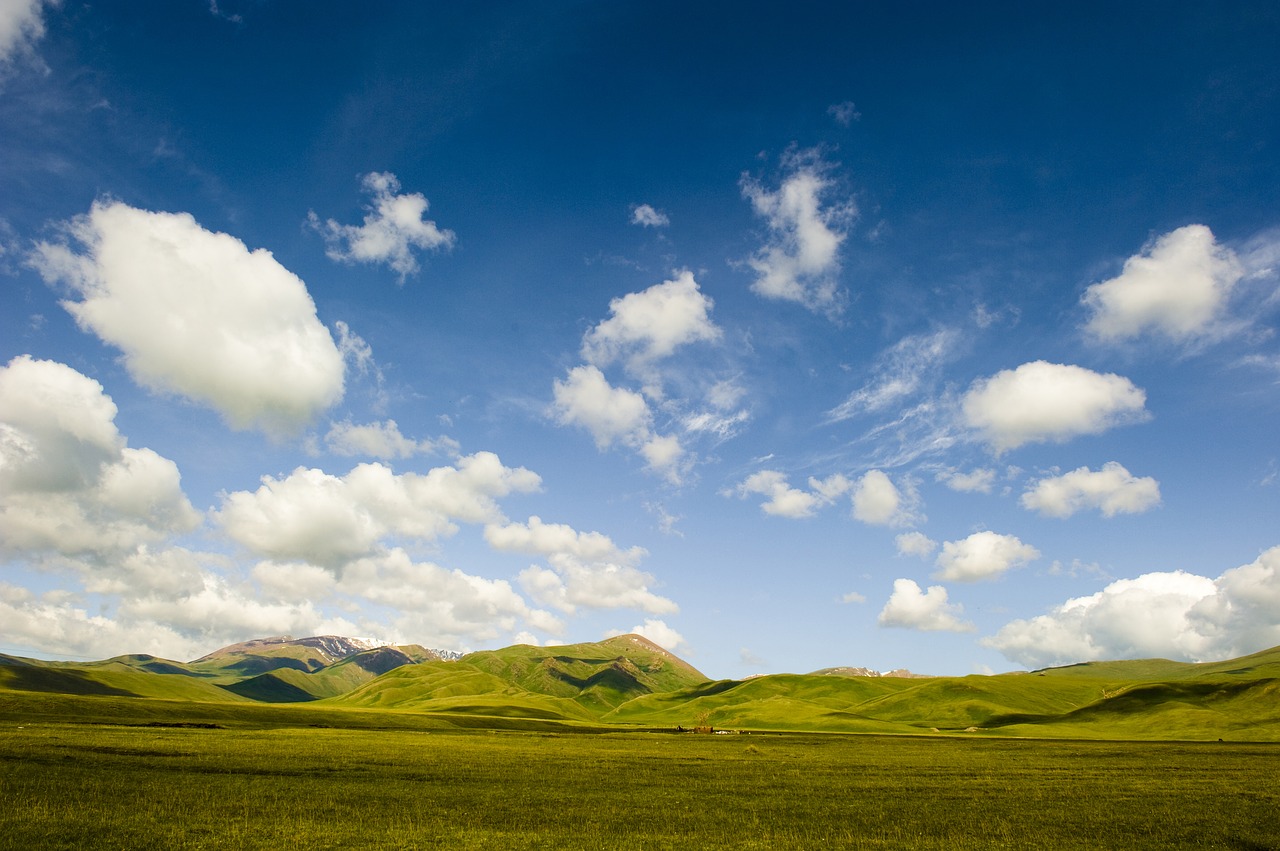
[2,636,1277,740]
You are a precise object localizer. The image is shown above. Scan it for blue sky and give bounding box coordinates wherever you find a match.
[2,1,1279,677]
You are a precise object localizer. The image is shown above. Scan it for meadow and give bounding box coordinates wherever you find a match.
[1,709,1276,850]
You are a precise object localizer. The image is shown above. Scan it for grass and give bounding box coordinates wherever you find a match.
[1,703,1277,850]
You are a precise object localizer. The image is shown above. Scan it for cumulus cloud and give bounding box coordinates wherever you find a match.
[1082,224,1244,344]
[878,579,974,632]
[337,548,563,646]
[608,618,686,652]
[0,0,51,65]
[935,531,1039,582]
[552,365,650,449]
[581,270,721,376]
[986,548,1280,667]
[828,329,960,421]
[324,419,456,460]
[896,531,938,559]
[0,356,201,564]
[488,516,676,615]
[217,452,540,568]
[852,470,917,526]
[30,201,346,436]
[0,583,259,663]
[741,149,853,316]
[309,172,455,281]
[732,470,852,518]
[0,358,573,656]
[550,365,685,482]
[961,361,1148,453]
[1021,462,1161,518]
[630,204,669,227]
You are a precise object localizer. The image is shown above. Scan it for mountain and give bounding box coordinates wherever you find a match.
[809,666,930,679]
[3,638,1279,741]
[0,635,450,705]
[332,634,710,719]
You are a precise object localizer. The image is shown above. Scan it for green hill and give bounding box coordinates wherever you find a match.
[3,638,1278,740]
[0,638,443,705]
[328,634,710,721]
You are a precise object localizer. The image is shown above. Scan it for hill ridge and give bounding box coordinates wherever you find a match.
[4,639,1279,740]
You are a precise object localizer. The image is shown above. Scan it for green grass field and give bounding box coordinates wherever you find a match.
[1,708,1276,850]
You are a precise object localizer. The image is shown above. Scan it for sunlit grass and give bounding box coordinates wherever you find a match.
[1,717,1275,850]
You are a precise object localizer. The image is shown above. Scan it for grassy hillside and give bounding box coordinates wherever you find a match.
[3,638,1278,740]
[0,661,248,703]
[456,634,708,712]
[328,634,709,721]
[1031,643,1280,683]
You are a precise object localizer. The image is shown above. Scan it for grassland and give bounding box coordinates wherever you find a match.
[1,705,1276,850]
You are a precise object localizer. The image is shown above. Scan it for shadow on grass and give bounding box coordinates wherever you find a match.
[0,665,138,697]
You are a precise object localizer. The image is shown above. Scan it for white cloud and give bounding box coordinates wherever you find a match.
[630,204,670,227]
[828,329,960,421]
[0,0,50,65]
[840,591,867,604]
[852,470,916,527]
[485,515,645,566]
[0,589,215,662]
[324,419,456,460]
[735,471,820,518]
[609,618,686,652]
[985,549,1280,667]
[550,364,685,482]
[878,579,974,632]
[733,470,852,519]
[30,201,346,436]
[216,452,541,568]
[935,531,1039,582]
[961,361,1148,453]
[120,573,335,646]
[0,356,201,564]
[0,361,566,657]
[895,531,938,559]
[681,408,751,441]
[552,364,651,449]
[1082,224,1244,344]
[489,517,676,616]
[741,149,853,316]
[309,172,455,281]
[337,548,562,646]
[1021,462,1161,518]
[581,270,721,375]
[937,467,997,494]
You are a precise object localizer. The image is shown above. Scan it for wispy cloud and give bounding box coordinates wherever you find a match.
[828,329,961,422]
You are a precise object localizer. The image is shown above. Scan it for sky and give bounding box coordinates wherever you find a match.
[2,1,1279,678]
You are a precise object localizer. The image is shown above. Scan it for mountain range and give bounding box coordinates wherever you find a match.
[2,635,1277,741]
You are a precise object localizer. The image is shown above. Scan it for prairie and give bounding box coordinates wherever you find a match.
[0,707,1276,850]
